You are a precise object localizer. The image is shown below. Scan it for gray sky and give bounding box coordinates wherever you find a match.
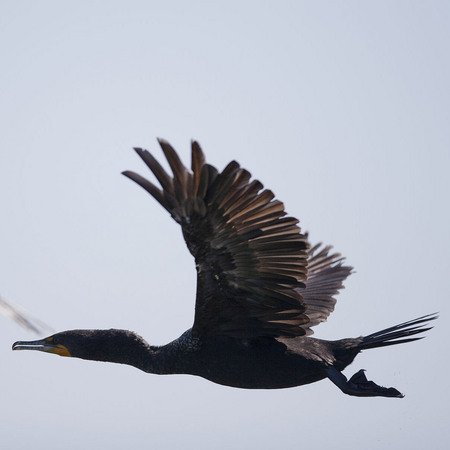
[1,1,449,449]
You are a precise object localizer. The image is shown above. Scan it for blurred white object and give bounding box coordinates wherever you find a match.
[0,296,53,335]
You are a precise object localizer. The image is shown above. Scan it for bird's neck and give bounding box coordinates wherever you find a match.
[73,329,194,375]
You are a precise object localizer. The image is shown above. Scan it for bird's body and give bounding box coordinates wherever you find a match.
[149,331,334,389]
[13,139,436,397]
[184,334,335,389]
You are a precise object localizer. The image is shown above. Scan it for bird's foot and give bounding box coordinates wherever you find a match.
[326,366,404,398]
[348,369,404,398]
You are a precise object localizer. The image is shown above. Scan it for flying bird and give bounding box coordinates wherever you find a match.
[13,139,437,397]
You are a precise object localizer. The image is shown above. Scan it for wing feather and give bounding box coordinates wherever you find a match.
[124,139,310,338]
[124,139,352,339]
[300,241,353,335]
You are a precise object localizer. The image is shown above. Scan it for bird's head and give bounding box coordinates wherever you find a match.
[12,329,150,364]
[12,331,76,357]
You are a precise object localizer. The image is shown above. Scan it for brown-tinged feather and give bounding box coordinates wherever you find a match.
[123,139,352,339]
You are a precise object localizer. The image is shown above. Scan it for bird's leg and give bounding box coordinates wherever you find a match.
[325,366,404,398]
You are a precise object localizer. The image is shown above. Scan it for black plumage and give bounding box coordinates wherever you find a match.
[12,139,437,397]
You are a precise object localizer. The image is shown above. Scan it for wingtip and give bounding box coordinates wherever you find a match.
[132,147,148,158]
[157,137,169,147]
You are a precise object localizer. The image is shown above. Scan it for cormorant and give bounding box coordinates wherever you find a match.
[12,139,437,397]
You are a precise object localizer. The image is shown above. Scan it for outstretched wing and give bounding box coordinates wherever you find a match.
[300,242,353,335]
[123,139,310,339]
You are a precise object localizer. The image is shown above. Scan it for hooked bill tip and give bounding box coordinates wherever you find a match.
[11,339,45,352]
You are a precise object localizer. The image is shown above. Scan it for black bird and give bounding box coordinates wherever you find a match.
[13,139,436,397]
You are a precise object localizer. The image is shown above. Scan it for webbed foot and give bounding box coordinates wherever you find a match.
[326,366,404,398]
[348,369,404,398]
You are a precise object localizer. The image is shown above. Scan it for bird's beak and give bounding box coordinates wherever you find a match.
[12,339,71,357]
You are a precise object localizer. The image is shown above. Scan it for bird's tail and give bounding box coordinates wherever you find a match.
[358,313,438,351]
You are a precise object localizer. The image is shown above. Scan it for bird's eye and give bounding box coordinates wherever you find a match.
[53,336,59,345]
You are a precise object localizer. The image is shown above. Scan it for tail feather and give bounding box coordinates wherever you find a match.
[359,313,438,350]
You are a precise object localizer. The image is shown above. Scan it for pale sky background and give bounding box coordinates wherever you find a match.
[1,1,449,449]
